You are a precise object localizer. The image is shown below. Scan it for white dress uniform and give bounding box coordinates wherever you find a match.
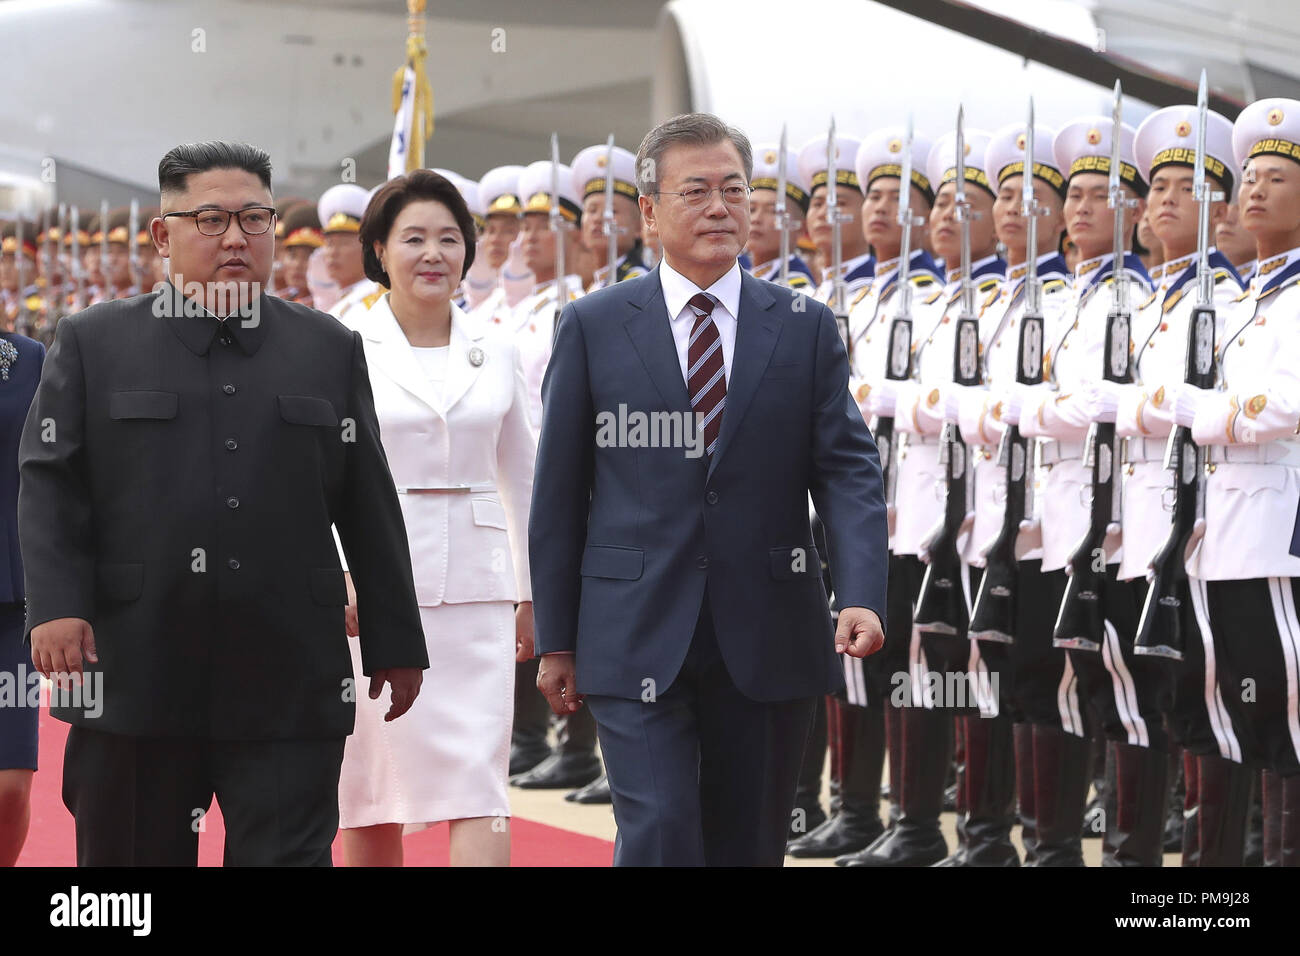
[512,278,584,430]
[1183,98,1300,797]
[797,135,875,305]
[318,184,381,323]
[571,143,651,295]
[335,294,536,829]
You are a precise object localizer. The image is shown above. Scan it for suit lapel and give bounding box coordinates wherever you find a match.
[708,271,778,479]
[360,295,445,416]
[442,303,486,414]
[624,269,691,412]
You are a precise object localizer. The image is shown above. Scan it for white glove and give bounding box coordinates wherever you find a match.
[869,380,899,418]
[1170,384,1208,429]
[1002,386,1027,426]
[943,387,964,423]
[1082,380,1123,423]
[462,241,498,309]
[502,234,535,307]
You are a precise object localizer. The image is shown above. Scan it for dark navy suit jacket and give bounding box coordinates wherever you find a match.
[529,266,888,702]
[0,331,44,603]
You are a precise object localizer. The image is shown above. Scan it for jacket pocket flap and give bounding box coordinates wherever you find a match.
[580,545,644,580]
[310,567,348,606]
[769,545,822,580]
[109,390,178,420]
[96,562,144,601]
[278,395,339,427]
[470,496,509,530]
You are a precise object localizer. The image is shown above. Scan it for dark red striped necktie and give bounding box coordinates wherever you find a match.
[687,292,726,456]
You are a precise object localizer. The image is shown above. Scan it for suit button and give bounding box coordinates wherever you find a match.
[696,555,709,569]
[227,496,240,509]
[223,384,236,395]
[705,491,719,505]
[225,438,238,451]
[227,558,240,570]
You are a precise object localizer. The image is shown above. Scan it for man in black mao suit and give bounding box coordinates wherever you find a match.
[18,142,428,866]
[530,114,889,866]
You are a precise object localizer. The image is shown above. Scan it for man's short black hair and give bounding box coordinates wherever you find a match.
[158,142,273,197]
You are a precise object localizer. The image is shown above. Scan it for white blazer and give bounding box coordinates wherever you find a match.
[336,294,536,607]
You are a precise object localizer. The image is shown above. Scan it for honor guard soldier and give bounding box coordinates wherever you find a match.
[746,143,814,290]
[1176,97,1300,867]
[852,125,1005,868]
[276,203,325,307]
[952,118,1072,866]
[319,184,379,322]
[1119,103,1244,865]
[136,206,165,295]
[791,126,942,862]
[81,212,107,305]
[467,165,536,324]
[1215,198,1258,286]
[1,222,40,332]
[101,209,135,299]
[1015,112,1157,865]
[572,143,649,293]
[271,197,308,294]
[799,134,874,301]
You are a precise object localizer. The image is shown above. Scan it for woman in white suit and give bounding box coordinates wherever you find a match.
[335,170,536,866]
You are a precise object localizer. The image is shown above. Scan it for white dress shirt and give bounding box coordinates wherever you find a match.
[659,257,741,387]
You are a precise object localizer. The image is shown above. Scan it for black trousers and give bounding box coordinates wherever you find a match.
[63,724,345,866]
[1203,576,1300,775]
[585,592,816,866]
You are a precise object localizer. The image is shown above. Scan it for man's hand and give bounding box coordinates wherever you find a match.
[835,606,885,658]
[370,667,422,721]
[30,617,96,683]
[344,571,359,637]
[515,601,535,662]
[537,652,583,716]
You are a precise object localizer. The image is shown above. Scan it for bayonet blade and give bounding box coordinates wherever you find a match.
[778,123,790,286]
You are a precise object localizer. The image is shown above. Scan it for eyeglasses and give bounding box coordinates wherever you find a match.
[657,184,751,209]
[163,206,277,237]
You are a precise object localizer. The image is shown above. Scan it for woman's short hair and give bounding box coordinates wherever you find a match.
[359,169,477,286]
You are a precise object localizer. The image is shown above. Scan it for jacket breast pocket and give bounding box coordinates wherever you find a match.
[763,362,802,382]
[769,545,822,580]
[470,496,509,531]
[309,567,348,606]
[278,395,339,427]
[580,545,644,580]
[109,390,178,420]
[96,562,144,602]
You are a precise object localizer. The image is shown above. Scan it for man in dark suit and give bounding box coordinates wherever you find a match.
[529,114,889,866]
[19,142,428,866]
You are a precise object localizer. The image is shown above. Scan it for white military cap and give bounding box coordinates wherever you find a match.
[927,128,996,198]
[478,165,526,217]
[318,183,370,234]
[855,127,937,205]
[431,168,484,225]
[751,144,811,212]
[518,160,582,223]
[1232,97,1300,171]
[984,122,1066,196]
[798,135,863,196]
[1134,105,1235,194]
[1053,116,1145,194]
[571,145,639,204]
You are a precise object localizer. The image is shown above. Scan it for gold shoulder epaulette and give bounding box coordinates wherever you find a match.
[361,289,385,310]
[1042,278,1067,294]
[1233,287,1252,303]
[1138,290,1158,310]
[849,284,871,307]
[921,287,943,306]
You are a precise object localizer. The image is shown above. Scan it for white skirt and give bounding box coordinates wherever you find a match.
[338,600,515,832]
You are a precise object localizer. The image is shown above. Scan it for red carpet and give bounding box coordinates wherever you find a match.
[17,709,612,867]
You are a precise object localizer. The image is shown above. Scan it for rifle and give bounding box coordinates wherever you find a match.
[871,115,923,516]
[602,133,622,288]
[1054,80,1134,652]
[100,199,113,301]
[970,98,1046,644]
[916,106,980,637]
[1134,70,1219,661]
[550,132,568,348]
[826,117,851,360]
[777,123,791,287]
[128,200,142,295]
[70,207,84,312]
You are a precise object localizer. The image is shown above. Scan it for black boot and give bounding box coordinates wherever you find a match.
[512,706,602,789]
[1243,771,1265,866]
[1102,741,1170,867]
[944,716,963,813]
[1030,724,1091,866]
[1196,753,1252,866]
[566,774,612,804]
[885,703,902,828]
[788,696,830,840]
[836,704,949,867]
[942,713,1019,866]
[1282,773,1300,867]
[1081,732,1112,840]
[1014,722,1038,865]
[509,657,552,776]
[1162,746,1185,853]
[789,701,886,857]
[1182,750,1201,867]
[1262,770,1283,867]
[934,715,970,866]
